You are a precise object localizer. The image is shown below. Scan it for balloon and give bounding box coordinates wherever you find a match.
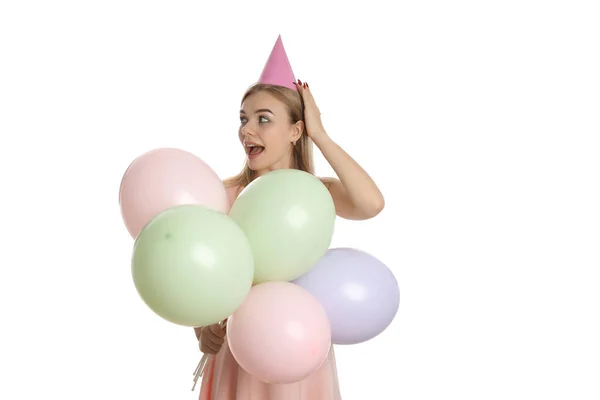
[119,148,229,239]
[292,248,400,345]
[228,169,336,283]
[131,205,254,327]
[227,281,331,384]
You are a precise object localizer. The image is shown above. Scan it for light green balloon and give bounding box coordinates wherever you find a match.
[229,169,336,284]
[131,205,254,327]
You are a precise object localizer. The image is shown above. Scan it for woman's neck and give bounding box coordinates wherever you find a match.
[256,153,295,177]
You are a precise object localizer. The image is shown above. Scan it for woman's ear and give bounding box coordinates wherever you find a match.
[290,120,304,143]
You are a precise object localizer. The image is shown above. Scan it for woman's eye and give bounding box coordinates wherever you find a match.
[240,116,268,124]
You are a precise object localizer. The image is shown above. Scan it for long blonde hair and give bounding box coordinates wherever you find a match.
[224,83,315,189]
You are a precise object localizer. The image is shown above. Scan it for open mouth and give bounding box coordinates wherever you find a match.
[245,143,265,158]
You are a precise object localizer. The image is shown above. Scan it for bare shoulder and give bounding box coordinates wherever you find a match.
[318,176,345,198]
[317,176,362,220]
[318,176,339,189]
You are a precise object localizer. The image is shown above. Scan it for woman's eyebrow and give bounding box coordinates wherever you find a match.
[239,108,275,115]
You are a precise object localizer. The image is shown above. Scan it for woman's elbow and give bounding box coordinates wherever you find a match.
[375,196,385,215]
[365,196,385,218]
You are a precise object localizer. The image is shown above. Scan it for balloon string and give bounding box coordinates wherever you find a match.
[191,319,228,391]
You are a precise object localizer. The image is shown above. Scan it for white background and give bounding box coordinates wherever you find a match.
[1,1,599,399]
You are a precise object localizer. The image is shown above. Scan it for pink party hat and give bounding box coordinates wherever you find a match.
[258,34,297,91]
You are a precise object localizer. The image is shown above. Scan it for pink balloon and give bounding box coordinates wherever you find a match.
[119,148,229,238]
[227,281,331,384]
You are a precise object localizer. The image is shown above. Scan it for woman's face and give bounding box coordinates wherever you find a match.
[239,91,302,174]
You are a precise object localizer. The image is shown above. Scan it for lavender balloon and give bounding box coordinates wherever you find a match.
[292,248,400,345]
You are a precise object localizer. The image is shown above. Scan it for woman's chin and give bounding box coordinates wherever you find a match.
[247,151,277,172]
[247,158,263,171]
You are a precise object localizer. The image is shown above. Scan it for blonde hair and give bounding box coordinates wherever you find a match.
[224,83,315,189]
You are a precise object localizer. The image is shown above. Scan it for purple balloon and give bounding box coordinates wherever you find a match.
[292,248,400,345]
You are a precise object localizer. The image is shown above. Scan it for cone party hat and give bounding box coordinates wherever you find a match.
[258,35,297,91]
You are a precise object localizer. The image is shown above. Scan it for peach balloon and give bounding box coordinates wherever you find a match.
[226,281,332,384]
[119,148,229,238]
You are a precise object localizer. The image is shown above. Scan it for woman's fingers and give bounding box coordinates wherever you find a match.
[200,341,220,354]
[206,333,224,346]
[208,324,226,337]
[200,324,225,354]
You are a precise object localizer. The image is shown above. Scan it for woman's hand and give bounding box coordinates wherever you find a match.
[295,79,327,141]
[199,323,226,355]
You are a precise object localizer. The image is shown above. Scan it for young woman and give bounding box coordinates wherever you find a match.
[195,80,384,399]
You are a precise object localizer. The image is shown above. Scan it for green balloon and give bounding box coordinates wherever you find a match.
[229,169,336,284]
[131,205,254,327]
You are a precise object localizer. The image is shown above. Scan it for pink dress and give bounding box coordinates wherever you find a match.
[198,337,342,400]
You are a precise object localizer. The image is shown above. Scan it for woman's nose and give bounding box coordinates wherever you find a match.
[241,124,255,137]
[240,131,252,143]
